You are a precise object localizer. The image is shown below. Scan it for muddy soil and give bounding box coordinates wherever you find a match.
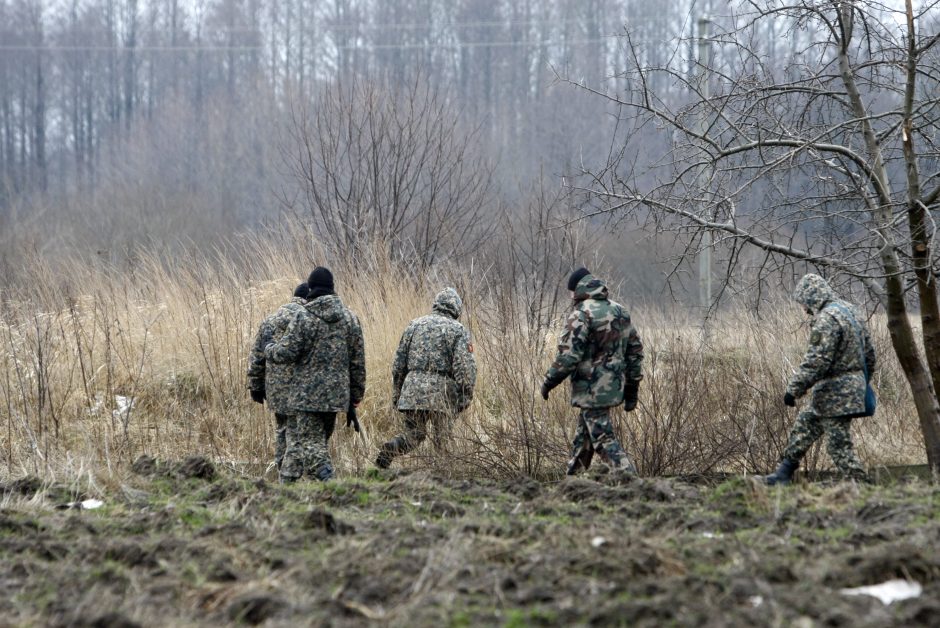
[1,460,939,626]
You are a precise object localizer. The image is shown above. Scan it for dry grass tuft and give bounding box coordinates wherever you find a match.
[0,224,925,480]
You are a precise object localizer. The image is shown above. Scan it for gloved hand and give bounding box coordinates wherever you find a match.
[784,392,796,407]
[346,403,361,433]
[623,381,640,412]
[250,389,266,404]
[540,381,554,400]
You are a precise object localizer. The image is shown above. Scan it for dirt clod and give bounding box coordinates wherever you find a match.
[303,508,355,535]
[177,456,216,481]
[131,456,158,476]
[226,594,284,625]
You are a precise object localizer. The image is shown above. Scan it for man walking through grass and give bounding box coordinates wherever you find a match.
[375,287,476,469]
[247,282,310,473]
[765,273,876,485]
[541,268,644,476]
[265,267,366,482]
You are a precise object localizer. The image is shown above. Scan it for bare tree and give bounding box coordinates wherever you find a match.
[280,76,496,268]
[568,0,940,470]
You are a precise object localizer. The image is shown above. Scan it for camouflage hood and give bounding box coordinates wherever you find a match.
[793,274,835,314]
[573,275,609,302]
[305,294,345,324]
[431,288,463,319]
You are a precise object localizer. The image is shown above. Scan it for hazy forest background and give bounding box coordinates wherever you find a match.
[0,0,693,292]
[1,0,940,477]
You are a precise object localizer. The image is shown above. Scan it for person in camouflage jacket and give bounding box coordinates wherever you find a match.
[375,287,476,469]
[246,283,309,472]
[265,267,366,482]
[766,273,876,485]
[541,268,644,475]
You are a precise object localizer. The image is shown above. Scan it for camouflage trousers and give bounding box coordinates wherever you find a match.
[380,410,452,460]
[280,412,337,483]
[781,410,868,481]
[274,413,289,472]
[568,408,636,475]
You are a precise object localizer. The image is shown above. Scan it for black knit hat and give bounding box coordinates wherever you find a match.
[293,283,310,299]
[567,267,591,291]
[307,267,335,298]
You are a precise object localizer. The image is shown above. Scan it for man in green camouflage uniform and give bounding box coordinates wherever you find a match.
[265,267,366,482]
[541,268,644,476]
[375,288,476,469]
[247,283,309,472]
[766,273,876,485]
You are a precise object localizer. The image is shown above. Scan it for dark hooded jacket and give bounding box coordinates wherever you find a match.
[392,288,476,413]
[265,294,366,413]
[787,274,876,417]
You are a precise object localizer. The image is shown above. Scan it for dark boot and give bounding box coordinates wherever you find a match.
[316,464,334,481]
[765,459,799,486]
[375,447,394,469]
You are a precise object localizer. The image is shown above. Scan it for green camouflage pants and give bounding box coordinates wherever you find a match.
[280,412,336,482]
[274,413,289,471]
[568,408,636,475]
[782,410,867,481]
[380,410,451,460]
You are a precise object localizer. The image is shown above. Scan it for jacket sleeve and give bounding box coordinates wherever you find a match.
[246,318,272,392]
[265,310,311,364]
[624,315,644,383]
[544,308,590,386]
[452,328,477,412]
[787,313,839,398]
[391,325,414,406]
[348,314,366,404]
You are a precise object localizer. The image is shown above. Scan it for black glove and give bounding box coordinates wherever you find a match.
[784,392,796,407]
[623,381,640,412]
[346,404,361,433]
[250,389,265,404]
[540,381,554,400]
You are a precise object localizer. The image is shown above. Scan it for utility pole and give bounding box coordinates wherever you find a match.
[696,17,712,314]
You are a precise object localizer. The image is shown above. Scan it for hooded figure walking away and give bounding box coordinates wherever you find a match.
[265,267,366,482]
[375,288,476,469]
[541,268,644,476]
[247,283,310,472]
[766,273,876,485]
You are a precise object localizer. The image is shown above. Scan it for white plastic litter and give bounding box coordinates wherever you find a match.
[701,532,722,539]
[749,596,763,608]
[839,580,923,605]
[81,499,104,510]
[591,536,607,548]
[113,395,134,420]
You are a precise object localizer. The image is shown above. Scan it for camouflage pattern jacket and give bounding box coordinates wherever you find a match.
[264,294,366,413]
[246,297,308,414]
[393,288,476,413]
[787,274,876,418]
[544,274,644,409]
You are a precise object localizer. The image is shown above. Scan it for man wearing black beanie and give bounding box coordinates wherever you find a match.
[266,267,366,482]
[247,283,310,473]
[307,267,335,299]
[567,267,591,292]
[540,268,644,476]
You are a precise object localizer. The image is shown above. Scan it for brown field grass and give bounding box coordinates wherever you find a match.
[0,224,926,482]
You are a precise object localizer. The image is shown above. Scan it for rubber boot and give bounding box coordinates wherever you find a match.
[316,464,334,481]
[765,459,799,486]
[375,447,394,470]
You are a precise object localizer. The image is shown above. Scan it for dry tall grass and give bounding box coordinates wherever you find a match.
[0,224,925,481]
